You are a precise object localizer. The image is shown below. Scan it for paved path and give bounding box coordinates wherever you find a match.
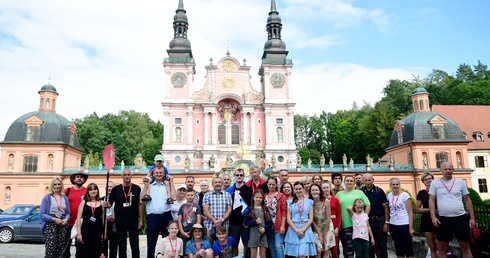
[0,236,396,257]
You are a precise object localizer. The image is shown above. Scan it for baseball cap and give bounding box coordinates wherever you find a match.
[154,154,164,161]
[177,184,187,190]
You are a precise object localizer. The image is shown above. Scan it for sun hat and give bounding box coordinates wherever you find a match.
[70,171,89,185]
[190,223,207,235]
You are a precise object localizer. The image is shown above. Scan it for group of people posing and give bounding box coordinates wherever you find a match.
[39,155,476,258]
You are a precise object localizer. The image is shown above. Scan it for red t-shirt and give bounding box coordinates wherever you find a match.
[64,187,86,226]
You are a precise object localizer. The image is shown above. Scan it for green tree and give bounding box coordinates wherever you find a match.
[75,110,163,165]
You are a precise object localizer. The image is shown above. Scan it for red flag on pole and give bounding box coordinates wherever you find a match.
[103,144,115,173]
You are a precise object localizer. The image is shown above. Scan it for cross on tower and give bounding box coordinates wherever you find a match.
[225,39,232,56]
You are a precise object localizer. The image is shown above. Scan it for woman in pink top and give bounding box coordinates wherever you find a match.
[347,198,374,258]
[322,181,340,258]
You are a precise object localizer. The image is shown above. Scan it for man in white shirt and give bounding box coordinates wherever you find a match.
[429,162,475,258]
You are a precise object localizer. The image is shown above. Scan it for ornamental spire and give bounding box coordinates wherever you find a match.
[167,0,193,58]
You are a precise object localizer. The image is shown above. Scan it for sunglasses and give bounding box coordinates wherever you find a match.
[235,174,244,177]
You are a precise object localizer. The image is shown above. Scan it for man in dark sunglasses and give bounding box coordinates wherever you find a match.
[225,169,252,258]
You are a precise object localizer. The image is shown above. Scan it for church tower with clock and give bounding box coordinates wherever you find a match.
[161,0,297,173]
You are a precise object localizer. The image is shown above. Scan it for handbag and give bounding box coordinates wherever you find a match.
[70,219,83,239]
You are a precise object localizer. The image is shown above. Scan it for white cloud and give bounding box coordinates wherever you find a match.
[0,0,411,142]
[292,63,417,116]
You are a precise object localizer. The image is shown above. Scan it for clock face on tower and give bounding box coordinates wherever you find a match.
[270,73,285,87]
[172,72,187,87]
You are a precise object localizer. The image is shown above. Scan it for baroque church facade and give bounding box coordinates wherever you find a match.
[160,0,297,172]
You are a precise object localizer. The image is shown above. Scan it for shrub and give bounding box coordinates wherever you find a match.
[468,188,484,206]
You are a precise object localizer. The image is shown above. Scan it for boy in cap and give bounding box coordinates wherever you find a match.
[143,154,173,204]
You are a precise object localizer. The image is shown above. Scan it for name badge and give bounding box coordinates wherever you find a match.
[90,216,97,222]
[123,203,130,207]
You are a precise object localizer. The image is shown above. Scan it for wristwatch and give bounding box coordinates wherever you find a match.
[385,221,389,224]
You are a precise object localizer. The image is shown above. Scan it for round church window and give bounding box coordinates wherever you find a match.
[278,156,284,162]
[174,156,182,163]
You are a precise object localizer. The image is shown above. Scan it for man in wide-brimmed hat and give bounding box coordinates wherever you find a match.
[61,170,88,258]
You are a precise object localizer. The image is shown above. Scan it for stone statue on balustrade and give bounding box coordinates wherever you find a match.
[320,154,325,169]
[389,154,395,171]
[84,155,89,171]
[134,153,146,172]
[366,154,372,166]
[209,155,216,169]
[329,158,334,170]
[296,154,302,169]
[226,152,233,166]
[342,154,348,167]
[121,160,125,170]
[271,155,277,169]
[255,152,261,165]
[307,158,312,169]
[349,158,354,168]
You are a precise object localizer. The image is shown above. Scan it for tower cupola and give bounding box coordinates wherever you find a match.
[38,83,59,112]
[167,0,193,59]
[411,87,430,113]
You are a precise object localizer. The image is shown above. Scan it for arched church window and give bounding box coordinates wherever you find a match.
[52,99,56,110]
[46,98,50,108]
[23,155,38,172]
[413,100,418,111]
[218,124,226,145]
[277,127,284,142]
[69,131,75,146]
[231,124,240,144]
[419,100,424,110]
[40,98,44,109]
[435,152,448,168]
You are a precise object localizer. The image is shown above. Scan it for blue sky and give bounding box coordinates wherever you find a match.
[0,0,489,142]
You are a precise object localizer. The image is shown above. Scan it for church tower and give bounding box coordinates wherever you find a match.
[259,0,297,159]
[162,0,196,150]
[160,0,297,172]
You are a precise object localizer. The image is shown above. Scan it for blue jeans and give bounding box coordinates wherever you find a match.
[274,232,285,258]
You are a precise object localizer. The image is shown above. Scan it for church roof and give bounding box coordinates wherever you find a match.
[2,111,80,148]
[38,83,58,94]
[432,105,490,150]
[387,111,467,148]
